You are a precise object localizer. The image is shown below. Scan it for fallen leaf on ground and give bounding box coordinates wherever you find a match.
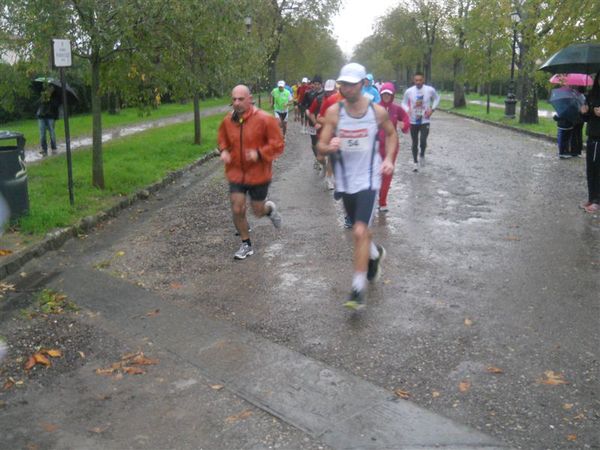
[459,380,471,393]
[3,378,15,390]
[40,422,59,433]
[145,309,160,317]
[88,425,110,433]
[225,409,253,424]
[505,235,521,241]
[170,282,183,289]
[128,352,159,366]
[24,356,37,371]
[487,366,504,374]
[573,413,586,421]
[0,249,12,256]
[393,388,410,399]
[122,366,145,375]
[95,368,116,375]
[431,390,441,398]
[464,318,473,326]
[33,353,51,366]
[44,349,62,358]
[210,384,224,391]
[78,351,86,359]
[567,434,577,441]
[115,251,125,257]
[537,371,569,385]
[563,403,574,410]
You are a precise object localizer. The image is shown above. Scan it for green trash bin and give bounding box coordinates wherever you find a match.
[0,131,29,221]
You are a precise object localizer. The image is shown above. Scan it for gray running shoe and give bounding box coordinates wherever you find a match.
[234,242,254,260]
[265,200,282,228]
[413,162,419,172]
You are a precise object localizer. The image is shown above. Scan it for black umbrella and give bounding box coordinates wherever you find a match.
[33,77,79,103]
[539,42,600,74]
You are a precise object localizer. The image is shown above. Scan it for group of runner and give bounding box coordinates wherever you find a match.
[219,64,440,310]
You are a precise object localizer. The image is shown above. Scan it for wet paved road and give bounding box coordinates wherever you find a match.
[5,112,599,448]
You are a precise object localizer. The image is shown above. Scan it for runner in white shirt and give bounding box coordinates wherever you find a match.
[317,63,397,310]
[401,72,440,172]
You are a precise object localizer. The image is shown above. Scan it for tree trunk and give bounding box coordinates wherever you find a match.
[193,92,201,145]
[518,43,539,124]
[91,54,105,189]
[453,54,466,107]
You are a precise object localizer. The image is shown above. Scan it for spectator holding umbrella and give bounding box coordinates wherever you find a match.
[36,83,60,156]
[580,71,600,213]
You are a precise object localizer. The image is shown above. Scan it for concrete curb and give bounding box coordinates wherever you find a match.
[0,150,219,280]
[439,108,557,144]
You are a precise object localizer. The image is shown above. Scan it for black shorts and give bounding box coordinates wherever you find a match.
[341,189,378,225]
[276,111,288,122]
[229,182,270,201]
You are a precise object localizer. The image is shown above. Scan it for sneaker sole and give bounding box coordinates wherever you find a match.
[369,246,386,282]
[343,300,365,311]
[234,250,254,260]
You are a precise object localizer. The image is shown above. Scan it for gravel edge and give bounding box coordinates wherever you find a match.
[0,150,219,280]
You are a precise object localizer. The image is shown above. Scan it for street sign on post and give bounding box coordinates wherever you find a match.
[52,39,74,205]
[52,39,72,68]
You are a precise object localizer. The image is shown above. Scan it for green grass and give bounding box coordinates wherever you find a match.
[439,91,553,110]
[439,99,557,137]
[0,96,228,149]
[16,114,221,235]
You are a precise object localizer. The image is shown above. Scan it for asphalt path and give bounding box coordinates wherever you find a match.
[3,112,599,449]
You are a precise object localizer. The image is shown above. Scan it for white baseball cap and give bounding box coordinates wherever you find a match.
[324,79,336,91]
[337,63,366,84]
[277,80,285,87]
[302,77,309,83]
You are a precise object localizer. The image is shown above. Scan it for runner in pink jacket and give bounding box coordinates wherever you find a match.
[378,82,410,211]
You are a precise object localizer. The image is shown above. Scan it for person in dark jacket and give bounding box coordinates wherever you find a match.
[553,112,574,159]
[580,72,600,213]
[570,86,586,157]
[36,85,60,156]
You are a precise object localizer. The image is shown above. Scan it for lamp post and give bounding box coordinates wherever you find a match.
[504,11,520,118]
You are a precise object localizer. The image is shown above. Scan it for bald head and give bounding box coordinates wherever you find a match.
[231,84,253,114]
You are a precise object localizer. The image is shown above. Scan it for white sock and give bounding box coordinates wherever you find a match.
[369,242,379,260]
[352,272,367,292]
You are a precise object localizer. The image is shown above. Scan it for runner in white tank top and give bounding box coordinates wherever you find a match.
[317,63,398,310]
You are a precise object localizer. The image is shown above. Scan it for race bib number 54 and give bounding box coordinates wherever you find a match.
[339,128,368,152]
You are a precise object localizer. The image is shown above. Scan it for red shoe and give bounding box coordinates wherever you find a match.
[584,203,599,213]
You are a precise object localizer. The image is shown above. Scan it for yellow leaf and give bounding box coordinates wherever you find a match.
[459,380,471,393]
[431,390,441,398]
[567,434,577,441]
[210,384,224,391]
[538,371,568,385]
[393,388,410,399]
[487,366,504,374]
[0,249,12,256]
[44,349,62,358]
[95,368,116,376]
[116,251,125,257]
[563,403,574,410]
[464,318,473,326]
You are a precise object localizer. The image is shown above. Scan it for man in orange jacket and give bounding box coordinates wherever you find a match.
[218,84,285,260]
